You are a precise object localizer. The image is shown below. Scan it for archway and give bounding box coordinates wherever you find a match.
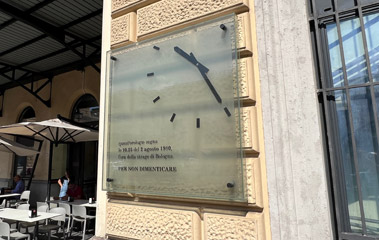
[68,94,99,199]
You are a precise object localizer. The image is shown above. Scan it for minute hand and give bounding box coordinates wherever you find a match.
[174,46,209,73]
[198,67,222,104]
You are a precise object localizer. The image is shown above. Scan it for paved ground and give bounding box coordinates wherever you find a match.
[18,224,97,240]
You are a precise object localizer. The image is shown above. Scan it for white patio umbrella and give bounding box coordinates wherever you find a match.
[0,115,98,144]
[0,136,39,156]
[0,115,98,197]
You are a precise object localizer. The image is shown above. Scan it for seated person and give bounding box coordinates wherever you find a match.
[67,182,83,199]
[5,175,24,195]
[1,175,24,205]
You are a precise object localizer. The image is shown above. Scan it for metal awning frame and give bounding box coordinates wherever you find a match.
[0,0,102,111]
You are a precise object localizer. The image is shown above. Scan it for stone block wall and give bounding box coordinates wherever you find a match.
[104,0,270,239]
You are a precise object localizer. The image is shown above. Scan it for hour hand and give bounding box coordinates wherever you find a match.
[174,46,209,73]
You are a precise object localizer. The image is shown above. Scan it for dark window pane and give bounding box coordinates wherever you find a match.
[341,18,370,85]
[351,87,379,235]
[333,90,363,233]
[327,23,345,87]
[364,13,379,82]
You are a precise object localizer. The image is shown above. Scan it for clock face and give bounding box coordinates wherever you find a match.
[104,14,245,201]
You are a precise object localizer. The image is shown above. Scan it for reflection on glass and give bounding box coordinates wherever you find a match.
[327,24,345,87]
[333,90,362,233]
[341,18,369,85]
[351,87,379,235]
[364,13,379,82]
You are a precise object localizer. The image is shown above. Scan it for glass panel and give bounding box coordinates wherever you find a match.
[351,87,379,235]
[103,15,245,201]
[341,18,369,85]
[364,13,379,82]
[327,23,345,87]
[333,90,363,233]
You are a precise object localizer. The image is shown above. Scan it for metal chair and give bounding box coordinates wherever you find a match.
[39,207,67,240]
[19,191,30,204]
[0,199,5,209]
[0,222,30,240]
[9,191,30,208]
[70,205,95,240]
[36,201,48,209]
[59,203,72,233]
[17,204,30,210]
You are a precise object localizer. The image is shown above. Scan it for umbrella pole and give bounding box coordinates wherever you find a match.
[47,142,53,201]
[26,139,43,190]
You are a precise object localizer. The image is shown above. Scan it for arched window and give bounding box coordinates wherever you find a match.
[19,107,35,122]
[68,94,98,199]
[71,94,99,129]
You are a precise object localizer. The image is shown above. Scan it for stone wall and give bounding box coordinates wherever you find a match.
[253,0,334,239]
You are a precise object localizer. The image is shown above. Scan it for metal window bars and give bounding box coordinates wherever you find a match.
[309,0,379,239]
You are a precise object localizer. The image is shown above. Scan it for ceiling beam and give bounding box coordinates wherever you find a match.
[0,1,65,41]
[0,35,101,75]
[0,8,102,57]
[0,0,55,31]
[0,61,39,76]
[0,54,101,91]
[0,35,48,57]
[64,9,102,29]
[0,71,51,107]
[0,1,100,73]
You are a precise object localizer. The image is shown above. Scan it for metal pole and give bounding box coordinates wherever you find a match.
[47,141,53,200]
[26,138,43,190]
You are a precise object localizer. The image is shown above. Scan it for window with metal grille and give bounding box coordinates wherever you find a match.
[309,0,379,239]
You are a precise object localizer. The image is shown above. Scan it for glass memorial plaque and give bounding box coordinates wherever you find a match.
[103,15,246,201]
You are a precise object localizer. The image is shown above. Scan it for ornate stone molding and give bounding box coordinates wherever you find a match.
[111,13,137,46]
[137,0,249,37]
[237,57,255,101]
[107,202,200,239]
[204,213,258,240]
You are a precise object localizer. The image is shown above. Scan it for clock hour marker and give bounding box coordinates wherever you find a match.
[196,118,200,128]
[110,56,117,61]
[153,46,160,50]
[220,24,227,31]
[153,96,160,103]
[147,72,154,77]
[224,107,231,117]
[170,113,176,122]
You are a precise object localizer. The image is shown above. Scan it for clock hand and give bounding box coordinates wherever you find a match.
[174,46,222,104]
[198,67,222,104]
[174,46,209,73]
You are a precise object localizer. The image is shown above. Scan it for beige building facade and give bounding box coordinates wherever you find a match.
[0,0,344,239]
[96,0,333,239]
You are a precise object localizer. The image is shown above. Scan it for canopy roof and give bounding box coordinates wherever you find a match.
[0,0,102,92]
